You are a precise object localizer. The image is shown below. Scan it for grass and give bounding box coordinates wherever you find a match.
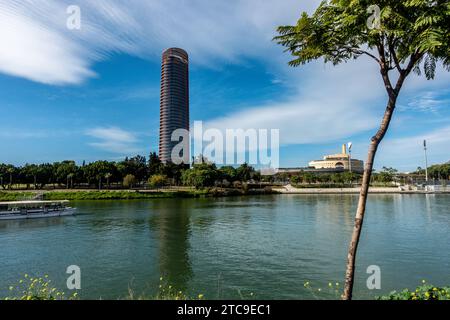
[126,277,204,300]
[0,188,262,201]
[0,191,35,201]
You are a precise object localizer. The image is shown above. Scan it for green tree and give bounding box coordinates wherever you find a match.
[148,174,168,189]
[219,166,238,182]
[83,161,115,189]
[376,166,398,183]
[275,0,450,300]
[0,164,18,189]
[160,161,186,185]
[55,161,77,188]
[148,152,163,176]
[117,155,148,182]
[21,164,39,189]
[6,165,16,189]
[236,163,255,182]
[37,163,55,189]
[181,163,218,189]
[104,173,112,189]
[123,174,137,189]
[290,175,300,184]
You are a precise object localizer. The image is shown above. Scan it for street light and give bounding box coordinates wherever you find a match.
[423,140,429,182]
[348,142,353,173]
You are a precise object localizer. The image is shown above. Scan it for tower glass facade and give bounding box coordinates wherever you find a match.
[159,48,189,163]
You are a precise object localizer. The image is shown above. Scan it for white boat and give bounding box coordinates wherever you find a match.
[0,200,76,220]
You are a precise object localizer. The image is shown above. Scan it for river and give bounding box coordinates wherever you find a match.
[1,194,449,299]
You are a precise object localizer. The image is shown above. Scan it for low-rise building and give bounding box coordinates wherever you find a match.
[308,144,364,173]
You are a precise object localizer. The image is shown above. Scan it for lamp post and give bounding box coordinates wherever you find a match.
[423,140,429,182]
[348,142,353,173]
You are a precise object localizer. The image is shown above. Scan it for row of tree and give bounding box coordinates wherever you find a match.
[415,163,450,180]
[0,153,260,190]
[271,167,401,185]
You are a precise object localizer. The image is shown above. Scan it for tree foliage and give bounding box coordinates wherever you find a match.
[275,0,449,83]
[0,156,260,190]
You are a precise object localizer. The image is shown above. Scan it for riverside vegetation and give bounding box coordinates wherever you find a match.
[3,274,449,300]
[2,153,447,194]
[0,153,261,191]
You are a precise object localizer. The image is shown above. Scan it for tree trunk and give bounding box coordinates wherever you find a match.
[342,96,397,300]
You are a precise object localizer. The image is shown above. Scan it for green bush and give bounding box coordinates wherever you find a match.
[378,282,450,300]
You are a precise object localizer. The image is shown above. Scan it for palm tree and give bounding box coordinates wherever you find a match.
[105,173,112,189]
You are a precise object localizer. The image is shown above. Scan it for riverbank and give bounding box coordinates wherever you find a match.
[1,185,448,201]
[274,185,450,194]
[0,188,274,201]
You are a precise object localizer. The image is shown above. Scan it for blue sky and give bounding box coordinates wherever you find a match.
[0,0,449,171]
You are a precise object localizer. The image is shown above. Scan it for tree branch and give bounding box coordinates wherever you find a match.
[353,49,380,63]
[388,36,403,74]
[377,36,395,98]
[394,50,424,94]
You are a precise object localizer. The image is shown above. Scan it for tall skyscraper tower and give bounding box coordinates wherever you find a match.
[159,48,190,163]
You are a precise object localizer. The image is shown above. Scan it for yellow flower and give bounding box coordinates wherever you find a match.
[9,286,13,291]
[328,283,332,287]
[198,294,204,299]
[422,280,426,284]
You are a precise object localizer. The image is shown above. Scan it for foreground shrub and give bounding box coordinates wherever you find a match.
[378,282,450,300]
[5,274,77,300]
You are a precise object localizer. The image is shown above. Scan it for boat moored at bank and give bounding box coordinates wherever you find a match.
[0,200,76,220]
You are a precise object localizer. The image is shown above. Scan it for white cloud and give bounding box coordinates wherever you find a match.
[205,57,382,146]
[0,3,94,84]
[376,126,450,170]
[85,127,141,154]
[0,0,318,84]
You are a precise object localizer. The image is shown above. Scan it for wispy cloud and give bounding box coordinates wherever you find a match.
[400,90,450,114]
[376,126,450,170]
[0,2,94,84]
[85,127,142,154]
[0,0,316,85]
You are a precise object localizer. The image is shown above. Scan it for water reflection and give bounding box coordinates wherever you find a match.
[0,216,70,230]
[148,200,192,292]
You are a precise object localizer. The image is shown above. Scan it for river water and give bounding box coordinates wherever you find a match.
[1,194,449,299]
